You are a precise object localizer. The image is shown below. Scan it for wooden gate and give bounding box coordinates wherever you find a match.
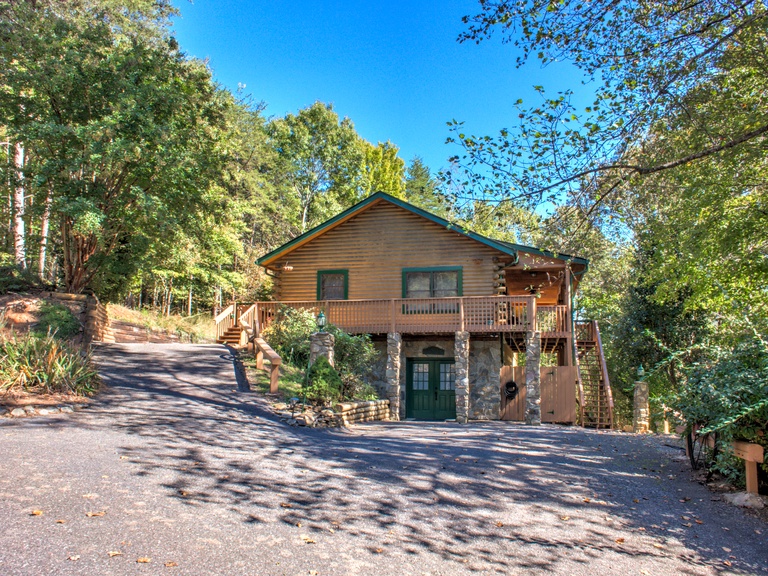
[500,366,577,423]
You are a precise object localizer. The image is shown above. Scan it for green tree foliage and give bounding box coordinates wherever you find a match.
[361,140,406,198]
[304,356,342,405]
[404,157,451,216]
[450,0,768,212]
[0,0,231,293]
[268,102,366,232]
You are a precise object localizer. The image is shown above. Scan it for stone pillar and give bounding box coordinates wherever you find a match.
[309,332,335,367]
[633,380,650,433]
[525,331,541,425]
[386,333,402,421]
[454,331,470,424]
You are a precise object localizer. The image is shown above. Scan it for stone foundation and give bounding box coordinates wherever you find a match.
[386,333,402,421]
[454,331,470,424]
[633,380,650,433]
[525,331,541,425]
[469,340,501,420]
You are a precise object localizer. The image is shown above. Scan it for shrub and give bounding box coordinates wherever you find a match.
[304,356,342,405]
[0,331,99,396]
[33,302,81,339]
[327,325,378,401]
[671,334,768,484]
[261,306,316,365]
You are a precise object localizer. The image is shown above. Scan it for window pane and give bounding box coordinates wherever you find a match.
[433,271,458,297]
[321,274,345,300]
[413,364,429,390]
[439,363,455,390]
[406,272,431,298]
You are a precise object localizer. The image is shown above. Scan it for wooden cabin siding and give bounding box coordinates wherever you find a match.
[273,201,506,301]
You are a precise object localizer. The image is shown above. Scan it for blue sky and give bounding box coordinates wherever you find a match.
[171,0,587,176]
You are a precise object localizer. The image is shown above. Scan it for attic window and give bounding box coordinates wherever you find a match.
[403,267,462,298]
[317,270,348,300]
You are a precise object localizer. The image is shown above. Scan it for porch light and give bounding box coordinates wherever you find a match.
[282,263,293,272]
[316,311,327,331]
[637,364,645,380]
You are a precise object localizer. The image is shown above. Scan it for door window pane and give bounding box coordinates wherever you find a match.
[413,363,429,390]
[439,363,456,390]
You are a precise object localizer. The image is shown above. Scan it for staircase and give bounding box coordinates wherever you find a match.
[217,325,243,345]
[575,321,614,429]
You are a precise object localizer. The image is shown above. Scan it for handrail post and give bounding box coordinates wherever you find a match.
[459,298,465,332]
[390,299,396,333]
[254,303,260,336]
[528,296,537,332]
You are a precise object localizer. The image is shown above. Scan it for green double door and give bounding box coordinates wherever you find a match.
[406,359,456,420]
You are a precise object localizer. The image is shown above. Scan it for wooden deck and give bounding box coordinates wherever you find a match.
[236,296,569,336]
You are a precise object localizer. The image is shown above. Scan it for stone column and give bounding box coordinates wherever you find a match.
[633,380,650,433]
[386,333,402,421]
[309,332,335,367]
[525,331,541,425]
[454,331,470,424]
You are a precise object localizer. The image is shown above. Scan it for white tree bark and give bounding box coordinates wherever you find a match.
[12,142,25,269]
[38,183,52,279]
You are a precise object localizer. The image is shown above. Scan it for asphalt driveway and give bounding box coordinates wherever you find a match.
[0,343,765,575]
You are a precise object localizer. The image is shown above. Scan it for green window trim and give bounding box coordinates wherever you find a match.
[317,269,349,300]
[401,266,463,298]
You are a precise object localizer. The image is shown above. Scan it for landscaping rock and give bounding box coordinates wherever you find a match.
[722,492,766,509]
[273,403,288,411]
[23,406,36,414]
[37,408,56,415]
[286,418,297,426]
[10,408,26,417]
[303,413,316,427]
[623,425,634,433]
[59,406,74,413]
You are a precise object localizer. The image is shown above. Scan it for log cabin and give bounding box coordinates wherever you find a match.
[218,192,613,427]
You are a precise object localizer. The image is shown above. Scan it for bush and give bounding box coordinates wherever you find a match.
[0,331,99,396]
[327,325,378,400]
[304,356,342,405]
[671,334,768,483]
[33,302,81,339]
[261,306,316,366]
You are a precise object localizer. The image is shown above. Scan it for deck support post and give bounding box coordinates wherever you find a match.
[633,380,650,433]
[386,333,402,421]
[525,331,541,425]
[454,331,470,424]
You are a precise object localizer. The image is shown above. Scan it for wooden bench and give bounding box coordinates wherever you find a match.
[253,337,281,394]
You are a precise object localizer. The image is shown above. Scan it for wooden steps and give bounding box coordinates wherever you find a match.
[217,326,243,345]
[576,320,613,429]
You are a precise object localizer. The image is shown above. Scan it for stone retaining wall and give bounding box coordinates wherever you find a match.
[469,339,502,420]
[335,399,391,425]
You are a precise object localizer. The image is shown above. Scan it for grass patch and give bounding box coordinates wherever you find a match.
[33,302,81,339]
[108,304,216,342]
[0,330,99,396]
[240,350,305,401]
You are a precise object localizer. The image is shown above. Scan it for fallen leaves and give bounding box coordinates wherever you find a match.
[280,502,292,508]
[56,519,66,524]
[165,561,179,567]
[300,534,316,544]
[560,516,570,521]
[136,557,151,563]
[68,555,80,561]
[30,510,44,516]
[86,511,106,517]
[723,560,733,567]
[495,521,504,528]
[615,537,625,544]
[107,551,123,558]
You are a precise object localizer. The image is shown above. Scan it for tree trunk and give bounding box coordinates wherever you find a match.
[166,278,173,317]
[12,143,25,269]
[187,274,193,316]
[38,182,52,279]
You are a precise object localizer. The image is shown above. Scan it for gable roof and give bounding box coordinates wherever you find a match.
[257,192,588,269]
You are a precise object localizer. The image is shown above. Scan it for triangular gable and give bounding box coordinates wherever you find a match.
[257,192,588,270]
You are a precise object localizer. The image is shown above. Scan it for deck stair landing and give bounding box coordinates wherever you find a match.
[575,320,614,429]
[217,326,243,345]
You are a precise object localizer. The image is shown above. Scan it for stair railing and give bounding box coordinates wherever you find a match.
[593,320,614,429]
[214,304,235,342]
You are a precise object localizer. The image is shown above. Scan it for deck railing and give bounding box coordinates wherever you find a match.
[246,297,568,336]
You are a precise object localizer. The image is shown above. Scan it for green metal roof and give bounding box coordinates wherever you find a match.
[256,191,588,269]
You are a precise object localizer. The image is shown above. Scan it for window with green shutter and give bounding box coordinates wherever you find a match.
[317,270,348,300]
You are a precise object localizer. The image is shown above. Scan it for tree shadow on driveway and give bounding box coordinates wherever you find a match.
[46,343,766,574]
